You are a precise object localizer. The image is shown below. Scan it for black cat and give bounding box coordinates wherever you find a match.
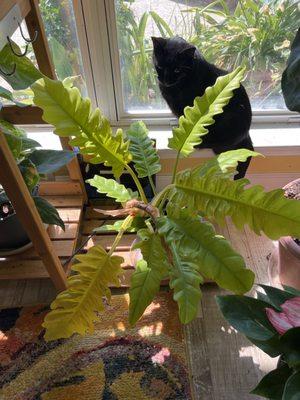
[152,36,253,179]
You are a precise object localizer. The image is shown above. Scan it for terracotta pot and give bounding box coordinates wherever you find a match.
[269,178,300,290]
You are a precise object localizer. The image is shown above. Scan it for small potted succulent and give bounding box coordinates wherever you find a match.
[269,28,300,289]
[0,119,74,254]
[217,285,300,399]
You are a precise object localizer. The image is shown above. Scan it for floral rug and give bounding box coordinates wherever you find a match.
[0,292,192,400]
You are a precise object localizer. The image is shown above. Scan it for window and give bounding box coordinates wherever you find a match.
[78,0,300,125]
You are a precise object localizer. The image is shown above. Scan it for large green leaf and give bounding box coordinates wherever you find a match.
[196,149,262,179]
[282,371,300,400]
[129,230,170,325]
[126,121,161,178]
[168,242,203,324]
[32,77,131,178]
[43,245,123,340]
[251,364,293,400]
[171,166,300,239]
[168,66,245,157]
[87,175,134,203]
[29,149,75,174]
[282,28,300,112]
[157,207,254,294]
[216,295,278,340]
[0,42,42,90]
[33,196,65,230]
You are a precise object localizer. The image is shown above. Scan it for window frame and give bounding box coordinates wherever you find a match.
[74,0,300,129]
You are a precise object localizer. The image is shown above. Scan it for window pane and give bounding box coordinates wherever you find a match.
[39,0,86,95]
[115,0,300,113]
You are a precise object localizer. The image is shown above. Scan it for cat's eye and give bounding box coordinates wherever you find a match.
[174,68,180,74]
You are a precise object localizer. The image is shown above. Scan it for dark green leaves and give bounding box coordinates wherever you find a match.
[216,295,277,341]
[0,42,42,90]
[29,149,75,174]
[280,328,300,369]
[33,196,65,230]
[251,363,293,400]
[282,28,300,112]
[126,121,161,178]
[283,371,300,400]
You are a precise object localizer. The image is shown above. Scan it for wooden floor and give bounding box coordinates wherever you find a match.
[0,204,278,400]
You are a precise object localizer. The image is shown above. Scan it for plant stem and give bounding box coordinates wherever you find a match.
[108,215,134,256]
[149,175,157,196]
[125,164,148,203]
[151,184,175,208]
[171,152,181,184]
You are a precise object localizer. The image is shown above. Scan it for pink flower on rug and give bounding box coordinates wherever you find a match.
[265,297,300,335]
[151,347,170,364]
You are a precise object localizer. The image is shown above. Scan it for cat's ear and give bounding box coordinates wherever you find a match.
[151,37,167,52]
[179,46,196,59]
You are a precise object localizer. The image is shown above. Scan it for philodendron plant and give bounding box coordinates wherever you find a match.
[2,43,300,341]
[217,285,300,399]
[0,119,74,229]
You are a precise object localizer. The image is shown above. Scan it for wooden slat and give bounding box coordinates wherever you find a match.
[0,0,31,22]
[85,206,120,219]
[48,223,78,240]
[83,235,134,251]
[12,240,74,259]
[45,195,83,208]
[39,181,82,196]
[58,208,82,223]
[0,131,67,291]
[82,219,122,234]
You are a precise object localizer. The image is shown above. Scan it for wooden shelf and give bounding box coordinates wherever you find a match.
[0,195,84,281]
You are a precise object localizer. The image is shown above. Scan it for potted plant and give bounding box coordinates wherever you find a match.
[0,119,74,254]
[269,28,300,289]
[217,285,300,399]
[2,41,300,342]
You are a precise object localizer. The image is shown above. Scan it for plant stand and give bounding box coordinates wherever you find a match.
[0,0,86,294]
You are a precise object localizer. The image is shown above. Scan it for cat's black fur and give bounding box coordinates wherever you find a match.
[152,36,253,179]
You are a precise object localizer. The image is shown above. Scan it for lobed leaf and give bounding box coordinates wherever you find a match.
[43,245,123,341]
[158,207,254,294]
[32,77,131,178]
[171,166,300,239]
[87,175,134,203]
[168,66,245,157]
[126,121,161,178]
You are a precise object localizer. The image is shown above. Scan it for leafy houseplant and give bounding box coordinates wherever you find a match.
[269,27,300,289]
[0,119,74,251]
[217,285,300,399]
[2,42,300,342]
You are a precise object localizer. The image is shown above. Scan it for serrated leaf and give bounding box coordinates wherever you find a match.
[33,196,65,230]
[171,166,300,240]
[157,207,254,294]
[93,216,145,233]
[87,175,134,203]
[32,77,131,178]
[168,242,203,324]
[251,364,293,400]
[126,121,161,178]
[43,245,123,341]
[196,149,262,179]
[168,66,245,157]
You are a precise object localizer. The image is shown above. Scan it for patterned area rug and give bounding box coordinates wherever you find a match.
[0,292,192,400]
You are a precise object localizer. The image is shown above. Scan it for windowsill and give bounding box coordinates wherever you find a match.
[20,124,300,156]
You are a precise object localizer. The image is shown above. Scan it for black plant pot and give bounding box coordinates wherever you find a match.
[0,186,39,253]
[0,212,31,250]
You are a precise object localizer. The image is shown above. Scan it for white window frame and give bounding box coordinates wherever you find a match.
[74,0,300,129]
